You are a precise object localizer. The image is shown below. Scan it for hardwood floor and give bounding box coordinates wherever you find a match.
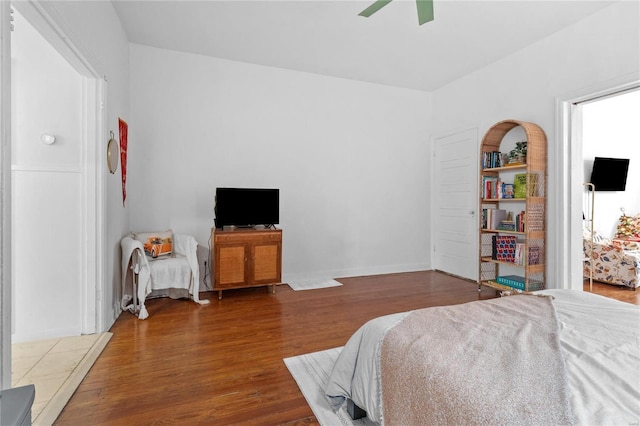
[55,271,637,425]
[583,279,640,305]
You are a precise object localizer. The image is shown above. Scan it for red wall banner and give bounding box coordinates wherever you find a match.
[119,118,128,206]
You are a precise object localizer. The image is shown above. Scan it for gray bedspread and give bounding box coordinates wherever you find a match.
[326,290,640,425]
[380,295,572,425]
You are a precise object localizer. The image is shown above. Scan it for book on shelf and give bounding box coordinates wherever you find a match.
[482,151,503,169]
[515,211,525,232]
[495,235,517,262]
[482,176,499,199]
[482,208,507,230]
[513,243,526,265]
[514,173,538,198]
[502,183,514,199]
[528,246,541,265]
[496,275,544,291]
[491,235,497,260]
[496,220,516,231]
[482,178,517,200]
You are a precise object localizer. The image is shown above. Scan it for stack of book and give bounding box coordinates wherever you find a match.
[497,219,516,231]
[481,151,503,169]
[502,183,515,199]
[482,177,517,200]
[496,275,544,291]
[482,176,499,199]
[482,209,507,230]
[515,211,525,232]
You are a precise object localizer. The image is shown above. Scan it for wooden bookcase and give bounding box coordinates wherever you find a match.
[212,227,282,299]
[478,120,547,292]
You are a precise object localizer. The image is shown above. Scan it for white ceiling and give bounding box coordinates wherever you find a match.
[112,0,617,92]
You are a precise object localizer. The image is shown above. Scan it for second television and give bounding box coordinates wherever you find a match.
[214,187,279,228]
[589,157,630,191]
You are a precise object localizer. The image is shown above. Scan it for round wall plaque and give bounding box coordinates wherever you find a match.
[107,131,119,174]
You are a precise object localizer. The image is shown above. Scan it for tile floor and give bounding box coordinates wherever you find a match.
[12,334,106,425]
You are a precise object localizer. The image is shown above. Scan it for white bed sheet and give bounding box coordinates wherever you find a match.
[325,290,640,425]
[542,289,640,425]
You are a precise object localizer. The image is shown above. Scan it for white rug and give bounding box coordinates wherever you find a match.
[284,347,377,426]
[287,278,343,291]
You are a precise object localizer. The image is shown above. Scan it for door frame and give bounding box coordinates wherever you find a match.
[15,0,106,334]
[1,0,12,389]
[0,1,106,387]
[555,75,640,291]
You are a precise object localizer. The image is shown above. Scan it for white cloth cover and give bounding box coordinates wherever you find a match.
[121,233,209,319]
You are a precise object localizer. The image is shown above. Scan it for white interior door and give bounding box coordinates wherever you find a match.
[433,128,478,280]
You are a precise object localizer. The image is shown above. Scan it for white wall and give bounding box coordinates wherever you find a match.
[11,10,83,341]
[433,1,640,289]
[24,1,131,330]
[129,44,433,284]
[43,1,130,330]
[583,90,640,237]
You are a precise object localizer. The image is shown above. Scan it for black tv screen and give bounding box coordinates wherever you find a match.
[590,157,629,191]
[215,188,279,228]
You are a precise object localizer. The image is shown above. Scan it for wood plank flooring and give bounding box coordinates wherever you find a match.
[54,271,637,425]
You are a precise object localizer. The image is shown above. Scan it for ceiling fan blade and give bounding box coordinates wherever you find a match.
[416,0,434,25]
[358,0,393,18]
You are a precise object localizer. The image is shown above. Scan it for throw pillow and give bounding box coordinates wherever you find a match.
[132,230,173,258]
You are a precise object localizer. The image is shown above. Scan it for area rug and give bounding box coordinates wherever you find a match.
[287,278,343,291]
[34,332,112,425]
[283,347,377,426]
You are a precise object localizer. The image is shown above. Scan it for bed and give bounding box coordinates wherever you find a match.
[325,290,640,425]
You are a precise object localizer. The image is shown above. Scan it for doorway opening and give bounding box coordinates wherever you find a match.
[560,82,640,292]
[581,90,640,236]
[1,1,106,391]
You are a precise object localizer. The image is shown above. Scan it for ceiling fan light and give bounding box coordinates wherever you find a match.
[416,0,434,25]
[359,0,393,18]
[358,0,434,25]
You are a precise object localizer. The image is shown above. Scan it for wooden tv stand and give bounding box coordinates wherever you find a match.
[212,227,282,300]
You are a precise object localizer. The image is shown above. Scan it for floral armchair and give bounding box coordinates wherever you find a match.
[583,213,640,289]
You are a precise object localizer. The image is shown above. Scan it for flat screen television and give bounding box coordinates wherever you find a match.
[589,157,630,191]
[214,187,279,228]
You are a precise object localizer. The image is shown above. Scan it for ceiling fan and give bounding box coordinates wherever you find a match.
[359,0,434,25]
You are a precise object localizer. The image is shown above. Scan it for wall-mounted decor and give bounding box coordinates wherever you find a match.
[107,131,119,173]
[119,118,128,206]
